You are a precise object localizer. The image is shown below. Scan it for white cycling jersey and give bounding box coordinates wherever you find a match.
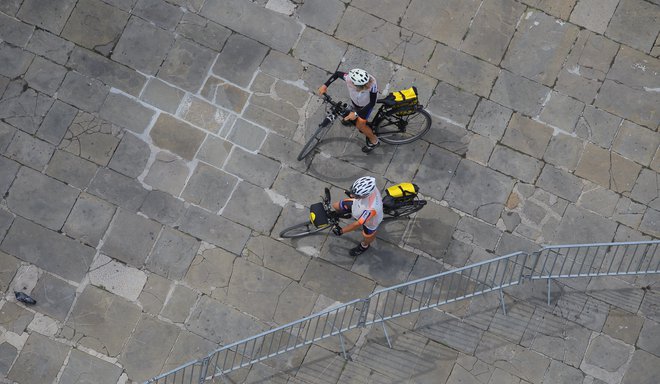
[345,74,378,107]
[350,188,384,231]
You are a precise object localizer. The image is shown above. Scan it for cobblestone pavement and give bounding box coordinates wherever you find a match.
[0,0,659,383]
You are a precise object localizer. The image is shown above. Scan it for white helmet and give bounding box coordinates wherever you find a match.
[350,176,376,197]
[348,68,370,86]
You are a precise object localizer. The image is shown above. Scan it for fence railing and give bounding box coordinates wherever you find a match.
[146,240,659,384]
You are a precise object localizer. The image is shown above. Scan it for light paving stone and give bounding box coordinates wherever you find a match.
[260,50,304,82]
[0,80,53,134]
[539,91,584,132]
[462,0,526,63]
[553,204,618,244]
[59,111,122,166]
[59,349,122,384]
[161,284,197,323]
[147,227,200,280]
[175,12,231,51]
[88,168,148,211]
[223,181,282,233]
[0,251,20,293]
[650,148,660,172]
[595,80,660,130]
[523,0,578,19]
[24,57,66,96]
[545,359,584,383]
[555,69,602,105]
[336,6,404,62]
[227,118,267,151]
[636,318,660,356]
[413,145,461,201]
[101,209,161,267]
[1,217,95,282]
[5,131,54,170]
[297,0,344,33]
[36,100,78,145]
[88,254,146,301]
[606,0,660,53]
[201,0,301,53]
[259,132,307,172]
[402,0,479,49]
[468,99,513,141]
[139,190,186,226]
[0,0,21,15]
[445,354,495,384]
[631,169,660,210]
[351,240,417,286]
[273,81,310,109]
[0,12,33,47]
[613,197,646,228]
[99,92,155,134]
[144,151,190,196]
[478,331,551,383]
[575,143,642,194]
[581,333,635,383]
[0,122,17,153]
[426,43,500,98]
[159,38,215,92]
[57,71,109,113]
[536,165,584,202]
[133,0,183,30]
[0,343,16,377]
[179,95,230,134]
[112,16,174,75]
[490,70,551,117]
[0,43,33,78]
[295,27,347,73]
[61,0,129,55]
[16,0,76,34]
[426,82,479,127]
[0,301,34,335]
[271,166,329,207]
[181,163,238,212]
[224,257,291,321]
[196,135,232,169]
[602,308,645,345]
[186,295,266,344]
[639,208,660,237]
[66,285,140,357]
[576,106,622,149]
[489,145,543,183]
[161,330,217,376]
[30,273,76,321]
[120,315,180,383]
[577,182,620,217]
[502,114,554,158]
[211,33,269,88]
[570,0,619,33]
[503,11,579,86]
[607,45,660,92]
[301,259,375,302]
[25,29,74,65]
[138,272,171,315]
[184,246,235,295]
[621,349,660,384]
[150,114,206,160]
[63,193,115,247]
[45,150,97,189]
[201,77,250,113]
[249,94,300,125]
[384,139,429,183]
[178,205,251,255]
[7,333,69,384]
[445,160,514,224]
[612,121,660,166]
[245,235,310,281]
[140,78,184,114]
[7,167,78,231]
[224,147,281,188]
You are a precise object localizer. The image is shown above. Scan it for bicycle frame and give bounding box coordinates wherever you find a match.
[370,103,423,135]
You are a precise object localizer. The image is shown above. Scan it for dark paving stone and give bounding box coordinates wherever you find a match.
[59,349,122,384]
[88,168,148,211]
[177,205,251,255]
[111,16,175,75]
[186,295,266,344]
[7,333,69,384]
[101,209,161,268]
[64,193,116,247]
[0,79,53,134]
[16,0,77,34]
[175,12,231,52]
[61,0,130,55]
[181,163,238,212]
[147,227,200,280]
[45,150,98,190]
[26,29,75,65]
[57,71,110,113]
[36,100,78,145]
[108,132,150,178]
[139,189,186,227]
[158,37,216,92]
[212,33,269,87]
[31,272,76,321]
[133,0,183,30]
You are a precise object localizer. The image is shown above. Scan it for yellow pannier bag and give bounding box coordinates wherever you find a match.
[393,87,418,103]
[389,86,418,116]
[385,182,418,199]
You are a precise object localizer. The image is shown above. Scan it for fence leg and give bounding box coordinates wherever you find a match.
[498,289,507,316]
[338,332,350,361]
[198,357,210,384]
[547,278,551,306]
[380,318,393,349]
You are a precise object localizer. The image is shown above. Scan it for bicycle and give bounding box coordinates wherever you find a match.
[279,184,427,238]
[297,93,432,161]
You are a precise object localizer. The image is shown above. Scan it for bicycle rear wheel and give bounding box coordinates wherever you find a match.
[376,109,431,145]
[384,200,427,219]
[279,221,329,238]
[297,119,332,160]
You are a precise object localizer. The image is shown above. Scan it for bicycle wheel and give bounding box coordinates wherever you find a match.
[376,109,431,145]
[279,221,329,238]
[297,119,332,161]
[384,200,427,219]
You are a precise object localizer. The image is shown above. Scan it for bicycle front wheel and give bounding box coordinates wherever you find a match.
[376,109,431,145]
[279,221,329,238]
[297,119,332,161]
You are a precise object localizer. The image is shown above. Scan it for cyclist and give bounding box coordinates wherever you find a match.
[318,68,380,153]
[331,176,383,256]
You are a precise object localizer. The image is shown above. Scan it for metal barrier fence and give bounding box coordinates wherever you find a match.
[147,240,659,384]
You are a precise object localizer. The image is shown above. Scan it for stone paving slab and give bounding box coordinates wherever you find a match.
[1,1,659,383]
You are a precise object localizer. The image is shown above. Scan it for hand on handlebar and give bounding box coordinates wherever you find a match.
[332,225,343,236]
[318,85,327,96]
[343,111,357,121]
